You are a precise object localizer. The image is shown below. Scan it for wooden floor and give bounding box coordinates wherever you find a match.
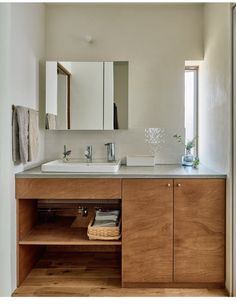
[13,251,228,297]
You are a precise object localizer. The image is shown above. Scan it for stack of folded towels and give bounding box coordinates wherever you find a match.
[93,210,120,227]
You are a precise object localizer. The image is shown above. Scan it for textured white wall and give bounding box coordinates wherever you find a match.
[45,4,204,163]
[199,4,231,173]
[0,3,45,296]
[0,3,12,297]
[199,3,232,294]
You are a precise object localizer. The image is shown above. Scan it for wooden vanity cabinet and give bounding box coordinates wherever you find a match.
[174,179,225,284]
[15,176,226,290]
[122,179,173,286]
[122,178,225,287]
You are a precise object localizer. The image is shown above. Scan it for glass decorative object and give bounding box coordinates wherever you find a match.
[144,128,166,160]
[173,134,197,167]
[182,149,194,167]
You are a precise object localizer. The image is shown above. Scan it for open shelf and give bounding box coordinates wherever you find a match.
[13,250,227,297]
[19,218,122,246]
[13,251,122,297]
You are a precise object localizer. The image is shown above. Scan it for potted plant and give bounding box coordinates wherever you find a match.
[173,134,198,167]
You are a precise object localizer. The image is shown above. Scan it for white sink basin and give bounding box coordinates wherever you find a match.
[41,159,121,173]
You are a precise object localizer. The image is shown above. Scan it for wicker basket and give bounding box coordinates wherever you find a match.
[87,216,121,241]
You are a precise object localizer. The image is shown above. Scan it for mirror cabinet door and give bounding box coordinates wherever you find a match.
[45,61,128,130]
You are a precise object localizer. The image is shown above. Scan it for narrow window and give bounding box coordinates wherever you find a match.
[185,67,198,156]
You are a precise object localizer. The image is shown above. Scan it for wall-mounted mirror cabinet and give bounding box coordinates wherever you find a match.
[45,61,128,130]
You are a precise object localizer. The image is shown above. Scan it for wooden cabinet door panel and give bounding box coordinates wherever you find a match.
[122,179,173,283]
[174,179,225,283]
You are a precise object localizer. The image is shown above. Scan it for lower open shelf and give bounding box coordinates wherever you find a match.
[19,218,122,246]
[14,250,122,297]
[13,250,228,297]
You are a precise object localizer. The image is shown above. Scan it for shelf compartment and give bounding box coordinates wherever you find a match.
[13,251,121,296]
[19,218,122,246]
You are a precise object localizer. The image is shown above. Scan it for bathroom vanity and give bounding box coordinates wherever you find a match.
[14,165,226,295]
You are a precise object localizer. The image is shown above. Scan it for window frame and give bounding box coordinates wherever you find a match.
[185,66,199,157]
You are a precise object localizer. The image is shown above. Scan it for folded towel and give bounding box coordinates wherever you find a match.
[46,113,57,130]
[96,210,120,218]
[93,220,118,227]
[93,210,120,227]
[13,106,29,164]
[12,107,20,163]
[29,109,39,162]
[95,215,119,221]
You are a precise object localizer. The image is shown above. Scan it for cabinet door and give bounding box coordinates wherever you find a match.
[122,179,173,284]
[174,179,225,283]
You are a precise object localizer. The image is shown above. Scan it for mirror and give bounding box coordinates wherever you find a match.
[45,61,128,130]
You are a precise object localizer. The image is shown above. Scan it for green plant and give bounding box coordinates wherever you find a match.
[193,157,200,169]
[173,134,197,152]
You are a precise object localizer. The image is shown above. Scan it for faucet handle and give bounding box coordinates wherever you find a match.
[63,145,71,155]
[84,145,92,162]
[104,142,114,147]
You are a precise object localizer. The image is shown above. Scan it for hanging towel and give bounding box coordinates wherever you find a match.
[46,113,57,130]
[12,107,20,163]
[29,109,39,162]
[13,106,29,164]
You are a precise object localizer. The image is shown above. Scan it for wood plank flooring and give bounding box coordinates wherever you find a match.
[13,252,228,297]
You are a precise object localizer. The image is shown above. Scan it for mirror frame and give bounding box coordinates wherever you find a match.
[57,62,71,129]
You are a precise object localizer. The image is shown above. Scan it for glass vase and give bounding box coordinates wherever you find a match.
[182,150,194,167]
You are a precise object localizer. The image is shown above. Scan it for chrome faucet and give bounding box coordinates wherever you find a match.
[84,145,92,162]
[105,143,115,162]
[63,145,71,162]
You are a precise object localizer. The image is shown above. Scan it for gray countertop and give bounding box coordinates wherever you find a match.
[15,164,227,179]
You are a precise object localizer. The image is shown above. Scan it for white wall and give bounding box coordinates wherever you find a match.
[199,4,231,173]
[45,4,203,163]
[0,3,45,296]
[199,3,232,294]
[0,3,12,297]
